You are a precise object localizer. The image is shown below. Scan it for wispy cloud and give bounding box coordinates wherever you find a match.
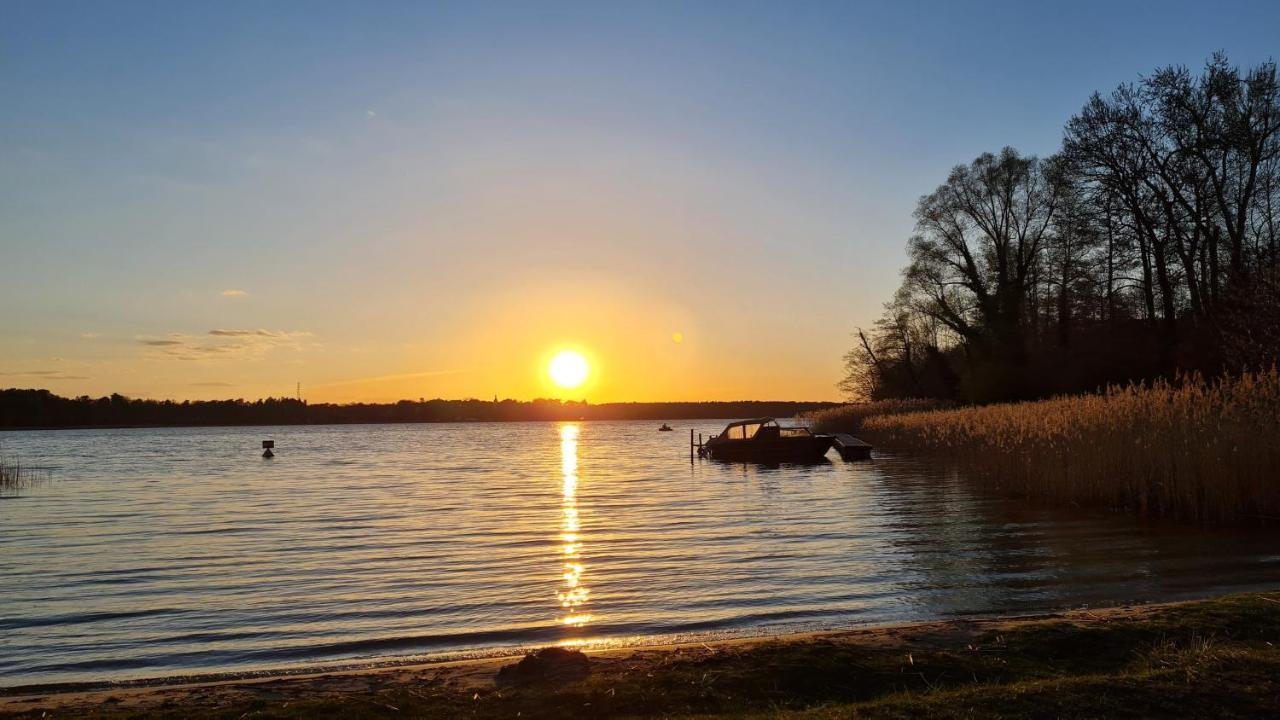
[208,329,310,338]
[138,330,314,360]
[0,370,90,380]
[81,332,101,339]
[221,289,249,297]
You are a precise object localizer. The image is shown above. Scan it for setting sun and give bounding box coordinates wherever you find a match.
[548,350,590,389]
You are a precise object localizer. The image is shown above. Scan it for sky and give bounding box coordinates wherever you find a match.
[2,1,1278,403]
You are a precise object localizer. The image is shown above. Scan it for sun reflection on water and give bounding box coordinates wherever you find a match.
[557,424,592,628]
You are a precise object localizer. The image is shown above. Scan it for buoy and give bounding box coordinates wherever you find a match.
[262,440,275,458]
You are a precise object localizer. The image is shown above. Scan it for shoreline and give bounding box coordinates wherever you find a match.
[0,607,1115,696]
[6,592,1279,718]
[0,415,810,433]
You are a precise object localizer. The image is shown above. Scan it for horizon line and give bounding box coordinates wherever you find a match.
[1,387,843,406]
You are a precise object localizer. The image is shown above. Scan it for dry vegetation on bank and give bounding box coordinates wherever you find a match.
[819,369,1280,522]
[804,398,950,434]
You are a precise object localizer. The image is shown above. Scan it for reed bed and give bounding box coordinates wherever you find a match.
[858,369,1280,522]
[0,456,19,488]
[0,454,44,493]
[806,398,952,434]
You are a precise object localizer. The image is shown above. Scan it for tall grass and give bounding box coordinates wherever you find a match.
[857,369,1280,522]
[806,398,952,434]
[0,456,18,487]
[0,454,44,493]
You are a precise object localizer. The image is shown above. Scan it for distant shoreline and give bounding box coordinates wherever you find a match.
[0,414,827,433]
[0,389,840,431]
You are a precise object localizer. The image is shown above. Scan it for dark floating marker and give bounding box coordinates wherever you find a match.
[262,440,275,458]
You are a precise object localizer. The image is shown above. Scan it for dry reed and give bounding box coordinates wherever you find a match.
[0,457,18,487]
[0,454,44,493]
[855,369,1280,522]
[806,398,952,434]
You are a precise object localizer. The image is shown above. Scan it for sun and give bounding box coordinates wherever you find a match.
[548,350,590,389]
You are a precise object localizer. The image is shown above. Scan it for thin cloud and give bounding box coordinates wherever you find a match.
[221,289,249,297]
[81,332,101,339]
[0,370,89,380]
[138,330,315,360]
[208,329,311,338]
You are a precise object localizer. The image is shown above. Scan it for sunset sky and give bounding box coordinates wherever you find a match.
[3,1,1278,403]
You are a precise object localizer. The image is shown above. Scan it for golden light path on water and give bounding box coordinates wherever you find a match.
[5,422,1280,686]
[557,424,592,632]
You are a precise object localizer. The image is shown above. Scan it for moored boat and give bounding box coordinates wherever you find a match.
[703,418,835,463]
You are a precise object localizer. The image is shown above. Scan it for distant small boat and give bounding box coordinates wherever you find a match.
[658,423,674,432]
[703,418,835,463]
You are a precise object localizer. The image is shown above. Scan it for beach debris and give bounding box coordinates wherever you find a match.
[495,647,592,686]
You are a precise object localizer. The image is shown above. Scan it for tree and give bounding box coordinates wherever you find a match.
[901,148,1066,400]
[844,55,1280,404]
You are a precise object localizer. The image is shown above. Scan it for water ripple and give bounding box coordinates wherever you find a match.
[2,420,1277,686]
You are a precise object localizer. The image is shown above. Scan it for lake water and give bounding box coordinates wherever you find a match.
[2,421,1277,687]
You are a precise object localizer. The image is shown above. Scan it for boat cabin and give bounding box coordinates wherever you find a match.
[700,418,867,463]
[715,418,815,441]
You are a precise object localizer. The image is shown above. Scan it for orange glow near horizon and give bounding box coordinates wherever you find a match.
[42,279,844,405]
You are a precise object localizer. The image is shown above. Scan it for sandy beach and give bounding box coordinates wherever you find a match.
[6,593,1279,719]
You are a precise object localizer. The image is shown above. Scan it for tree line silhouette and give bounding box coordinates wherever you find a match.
[0,389,836,429]
[846,54,1280,403]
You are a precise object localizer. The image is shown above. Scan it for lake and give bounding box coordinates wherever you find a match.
[2,420,1277,687]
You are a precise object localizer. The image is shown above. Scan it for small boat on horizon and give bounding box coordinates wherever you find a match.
[702,418,835,463]
[658,423,674,431]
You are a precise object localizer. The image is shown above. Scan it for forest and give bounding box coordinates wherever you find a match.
[0,389,835,429]
[846,54,1280,402]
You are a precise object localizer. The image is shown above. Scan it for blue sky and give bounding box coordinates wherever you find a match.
[2,1,1277,401]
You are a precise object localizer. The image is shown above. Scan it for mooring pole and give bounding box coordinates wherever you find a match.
[690,428,694,461]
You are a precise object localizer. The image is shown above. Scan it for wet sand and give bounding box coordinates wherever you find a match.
[0,600,1177,717]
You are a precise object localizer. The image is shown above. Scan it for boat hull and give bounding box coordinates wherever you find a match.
[706,435,835,463]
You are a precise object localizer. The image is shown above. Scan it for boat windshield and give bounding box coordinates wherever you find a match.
[721,422,763,440]
[779,427,811,438]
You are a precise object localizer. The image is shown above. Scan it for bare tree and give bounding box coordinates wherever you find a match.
[901,148,1065,398]
[844,55,1280,403]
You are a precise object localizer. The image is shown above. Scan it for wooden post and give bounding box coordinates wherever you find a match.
[690,429,694,461]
